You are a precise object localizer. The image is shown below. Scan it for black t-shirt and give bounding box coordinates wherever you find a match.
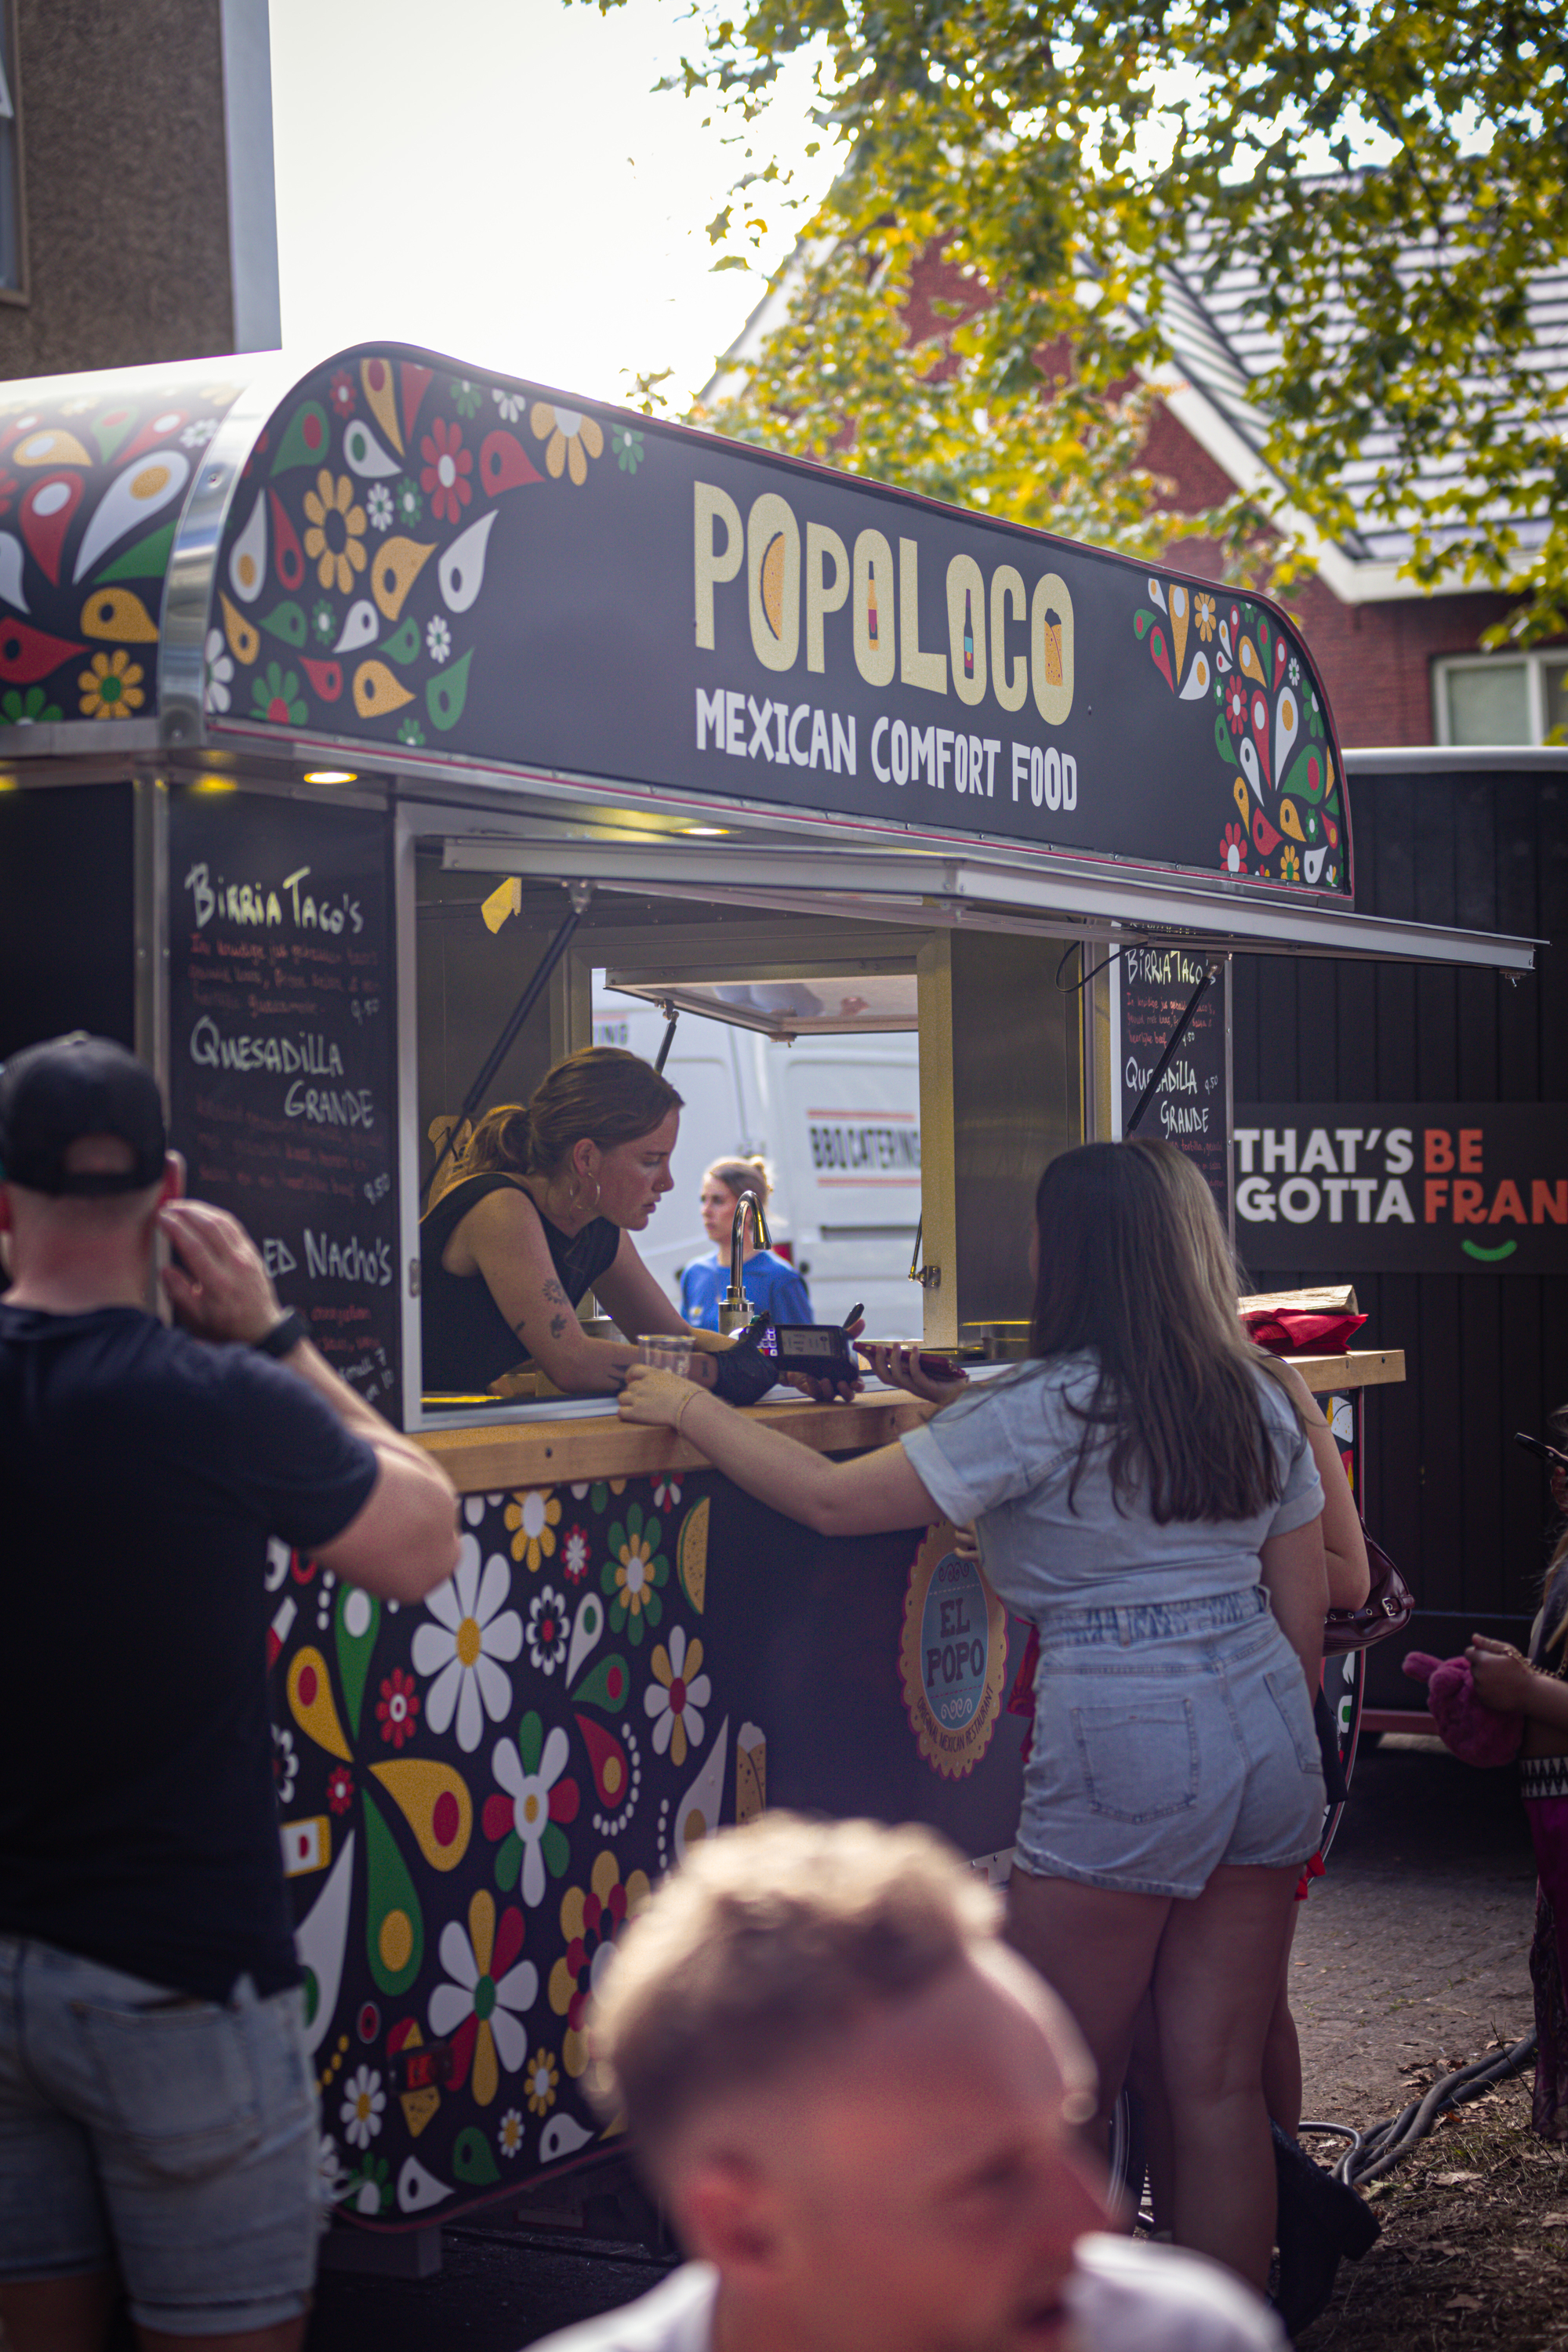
[419,1174,621,1394]
[0,1304,379,2000]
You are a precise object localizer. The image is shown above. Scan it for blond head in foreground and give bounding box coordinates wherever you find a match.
[538,1815,1281,2352]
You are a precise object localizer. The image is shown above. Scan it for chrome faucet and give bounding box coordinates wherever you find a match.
[719,1189,771,1335]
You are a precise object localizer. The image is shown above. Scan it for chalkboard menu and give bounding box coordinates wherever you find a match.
[1115,946,1231,1227]
[167,788,401,1416]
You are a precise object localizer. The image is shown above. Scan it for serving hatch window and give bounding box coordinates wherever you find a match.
[413,851,925,1406]
[594,975,920,1332]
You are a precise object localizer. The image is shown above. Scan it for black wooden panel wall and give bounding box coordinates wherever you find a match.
[1232,764,1568,1706]
[0,783,136,1060]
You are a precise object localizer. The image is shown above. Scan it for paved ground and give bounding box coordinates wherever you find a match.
[1291,1732,1537,2133]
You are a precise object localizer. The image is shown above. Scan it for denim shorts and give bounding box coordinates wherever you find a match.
[1015,1587,1326,1899]
[0,1936,319,2336]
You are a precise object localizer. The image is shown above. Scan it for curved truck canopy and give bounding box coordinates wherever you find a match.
[0,343,1535,970]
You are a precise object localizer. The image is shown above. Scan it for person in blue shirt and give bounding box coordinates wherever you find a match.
[679,1156,812,1330]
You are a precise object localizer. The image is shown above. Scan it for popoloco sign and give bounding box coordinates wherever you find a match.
[1116,947,1230,1220]
[1233,1105,1568,1275]
[167,788,401,1412]
[201,349,1351,902]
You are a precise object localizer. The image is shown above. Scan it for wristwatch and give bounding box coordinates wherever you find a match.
[254,1308,309,1359]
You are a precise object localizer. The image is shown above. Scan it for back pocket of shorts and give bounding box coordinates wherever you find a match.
[1069,1697,1198,1822]
[78,1998,260,2182]
[1264,1668,1323,1775]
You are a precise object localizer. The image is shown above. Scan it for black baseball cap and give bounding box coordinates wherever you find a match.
[0,1033,168,1196]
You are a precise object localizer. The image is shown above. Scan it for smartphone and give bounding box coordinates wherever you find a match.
[1515,1432,1568,1472]
[857,1342,967,1383]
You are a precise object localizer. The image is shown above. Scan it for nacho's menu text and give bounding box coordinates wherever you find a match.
[168,791,400,1414]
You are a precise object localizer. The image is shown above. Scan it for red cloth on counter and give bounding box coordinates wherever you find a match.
[1241,1308,1367,1357]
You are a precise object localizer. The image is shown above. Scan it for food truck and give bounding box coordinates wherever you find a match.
[0,343,1535,2241]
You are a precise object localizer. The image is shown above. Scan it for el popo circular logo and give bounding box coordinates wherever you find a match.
[920,1553,989,1732]
[899,1525,1007,1780]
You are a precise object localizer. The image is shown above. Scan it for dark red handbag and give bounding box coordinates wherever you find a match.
[1323,1527,1415,1654]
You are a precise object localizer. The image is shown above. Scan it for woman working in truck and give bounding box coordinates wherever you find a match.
[419,1047,735,1398]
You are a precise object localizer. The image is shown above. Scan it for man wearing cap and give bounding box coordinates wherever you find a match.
[0,1034,459,2352]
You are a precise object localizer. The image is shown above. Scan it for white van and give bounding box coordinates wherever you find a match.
[591,981,921,1334]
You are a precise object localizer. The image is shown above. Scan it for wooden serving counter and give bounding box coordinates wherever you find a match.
[415,1388,925,1492]
[412,1349,1406,1494]
[1291,1349,1405,1395]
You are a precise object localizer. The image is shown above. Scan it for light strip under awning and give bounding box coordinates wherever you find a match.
[439,837,1537,974]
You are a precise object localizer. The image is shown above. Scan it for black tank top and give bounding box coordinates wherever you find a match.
[419,1174,620,1396]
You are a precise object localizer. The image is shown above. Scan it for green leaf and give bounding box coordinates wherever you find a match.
[495,1831,522,1892]
[426,648,472,734]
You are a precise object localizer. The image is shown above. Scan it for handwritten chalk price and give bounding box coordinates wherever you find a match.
[363,1172,390,1207]
[350,996,381,1023]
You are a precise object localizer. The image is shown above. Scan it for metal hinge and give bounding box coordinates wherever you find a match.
[908,1213,941,1290]
[408,1258,421,1298]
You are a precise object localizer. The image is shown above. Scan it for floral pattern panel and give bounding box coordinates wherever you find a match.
[1132,580,1350,894]
[280,1465,1025,2231]
[0,370,244,730]
[281,1470,764,2229]
[204,353,571,756]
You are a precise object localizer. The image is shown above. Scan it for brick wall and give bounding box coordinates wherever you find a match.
[0,0,237,378]
[1280,577,1516,749]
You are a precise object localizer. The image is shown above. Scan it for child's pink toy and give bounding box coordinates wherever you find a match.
[1403,1650,1523,1766]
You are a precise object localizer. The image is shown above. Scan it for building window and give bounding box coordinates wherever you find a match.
[0,0,22,296]
[1436,652,1568,748]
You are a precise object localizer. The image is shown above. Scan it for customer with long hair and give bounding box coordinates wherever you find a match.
[1128,1138,1369,2130]
[617,1140,1328,2291]
[1126,1140,1377,2328]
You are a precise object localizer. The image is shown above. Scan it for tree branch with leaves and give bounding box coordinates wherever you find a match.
[598,0,1568,643]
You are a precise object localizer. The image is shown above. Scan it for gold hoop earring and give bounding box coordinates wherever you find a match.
[586,1176,602,1213]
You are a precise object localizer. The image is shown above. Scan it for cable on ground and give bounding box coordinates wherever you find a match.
[1298,2031,1537,2190]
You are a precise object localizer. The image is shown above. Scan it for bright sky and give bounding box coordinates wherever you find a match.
[268,0,836,413]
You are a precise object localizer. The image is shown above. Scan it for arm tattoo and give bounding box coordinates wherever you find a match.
[541,1279,568,1306]
[510,1316,528,1338]
[549,1312,568,1339]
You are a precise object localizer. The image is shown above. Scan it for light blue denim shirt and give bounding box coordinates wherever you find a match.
[901,1351,1324,1620]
